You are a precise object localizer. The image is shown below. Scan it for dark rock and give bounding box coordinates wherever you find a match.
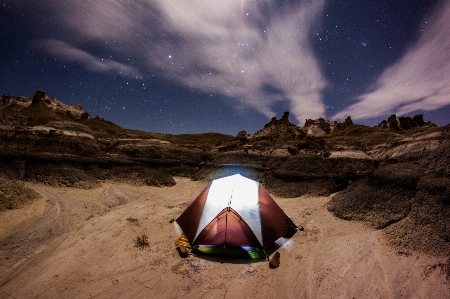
[413,114,425,126]
[328,126,450,257]
[387,114,399,129]
[398,116,418,130]
[263,111,292,128]
[259,152,376,197]
[269,251,280,268]
[253,112,306,142]
[377,120,388,128]
[281,111,290,124]
[32,90,46,104]
[287,146,297,156]
[344,116,353,126]
[264,117,278,128]
[327,166,417,229]
[377,113,434,130]
[177,245,189,258]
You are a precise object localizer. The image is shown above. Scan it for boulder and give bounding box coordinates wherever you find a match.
[177,245,189,258]
[269,251,280,268]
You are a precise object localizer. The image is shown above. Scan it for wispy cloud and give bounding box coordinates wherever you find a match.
[27,0,327,124]
[333,1,450,121]
[38,39,141,78]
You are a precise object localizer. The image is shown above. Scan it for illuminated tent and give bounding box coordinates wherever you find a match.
[175,174,297,258]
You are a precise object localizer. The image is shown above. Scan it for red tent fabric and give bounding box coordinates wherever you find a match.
[176,174,297,250]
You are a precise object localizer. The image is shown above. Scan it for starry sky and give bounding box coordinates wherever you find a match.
[1,0,449,135]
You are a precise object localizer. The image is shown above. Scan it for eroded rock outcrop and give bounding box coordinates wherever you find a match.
[1,91,449,258]
[253,111,306,140]
[0,176,42,211]
[1,90,90,122]
[388,114,399,129]
[304,116,353,136]
[377,114,435,130]
[304,118,334,135]
[0,92,219,189]
[328,125,450,256]
[345,116,354,126]
[196,112,377,196]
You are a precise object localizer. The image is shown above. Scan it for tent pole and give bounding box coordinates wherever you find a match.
[224,207,230,248]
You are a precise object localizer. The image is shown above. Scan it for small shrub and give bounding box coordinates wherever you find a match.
[134,234,149,250]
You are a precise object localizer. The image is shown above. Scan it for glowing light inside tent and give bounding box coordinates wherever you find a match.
[194,174,262,246]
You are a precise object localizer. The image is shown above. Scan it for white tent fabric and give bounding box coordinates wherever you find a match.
[193,174,263,246]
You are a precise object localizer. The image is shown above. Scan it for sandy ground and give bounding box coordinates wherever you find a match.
[0,177,448,299]
[0,197,48,241]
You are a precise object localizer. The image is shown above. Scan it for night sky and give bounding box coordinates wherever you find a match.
[1,0,449,135]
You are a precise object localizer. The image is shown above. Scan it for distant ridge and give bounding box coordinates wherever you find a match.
[1,90,90,122]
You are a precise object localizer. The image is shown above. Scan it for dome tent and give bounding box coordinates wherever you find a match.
[175,174,297,258]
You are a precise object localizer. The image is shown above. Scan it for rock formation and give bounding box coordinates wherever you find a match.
[398,116,418,130]
[304,118,334,135]
[377,114,435,130]
[413,114,425,126]
[344,115,353,126]
[1,90,90,121]
[196,112,376,197]
[252,111,305,140]
[235,130,250,141]
[387,114,399,129]
[377,120,388,128]
[328,125,450,256]
[304,116,353,136]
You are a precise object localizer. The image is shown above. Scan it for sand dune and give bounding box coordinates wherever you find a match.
[0,178,448,298]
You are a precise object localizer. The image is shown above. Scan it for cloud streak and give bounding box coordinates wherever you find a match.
[39,39,141,78]
[150,0,328,122]
[333,1,450,121]
[27,0,328,124]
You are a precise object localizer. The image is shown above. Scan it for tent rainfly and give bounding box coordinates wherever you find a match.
[175,174,297,258]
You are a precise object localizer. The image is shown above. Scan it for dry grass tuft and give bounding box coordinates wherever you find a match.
[134,234,149,250]
[126,217,140,226]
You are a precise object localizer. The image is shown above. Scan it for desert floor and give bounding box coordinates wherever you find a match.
[0,177,449,299]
